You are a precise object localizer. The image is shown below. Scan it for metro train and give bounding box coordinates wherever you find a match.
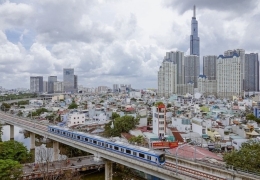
[48,125,165,165]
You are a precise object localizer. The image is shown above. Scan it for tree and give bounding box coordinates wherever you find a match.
[0,141,32,163]
[0,102,11,111]
[0,159,22,179]
[167,103,172,108]
[223,140,260,173]
[68,101,78,109]
[104,115,139,137]
[112,112,120,120]
[155,101,164,107]
[246,113,260,123]
[17,110,23,117]
[129,135,144,145]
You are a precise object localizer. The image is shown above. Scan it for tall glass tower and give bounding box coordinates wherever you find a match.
[63,68,75,93]
[190,5,200,56]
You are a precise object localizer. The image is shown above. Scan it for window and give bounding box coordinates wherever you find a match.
[93,140,97,144]
[57,130,60,133]
[139,153,145,158]
[62,132,65,135]
[51,129,54,132]
[126,149,131,154]
[114,146,119,150]
[85,138,88,141]
[77,136,80,140]
[121,148,124,152]
[133,152,137,156]
[147,156,151,160]
[110,145,112,149]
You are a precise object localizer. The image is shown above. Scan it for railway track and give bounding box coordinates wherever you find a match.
[165,161,226,180]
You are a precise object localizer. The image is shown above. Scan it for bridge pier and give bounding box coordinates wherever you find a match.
[105,160,113,180]
[53,141,59,161]
[10,125,14,140]
[30,133,35,149]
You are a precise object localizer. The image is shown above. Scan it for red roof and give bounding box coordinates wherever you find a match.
[169,145,223,161]
[169,127,184,142]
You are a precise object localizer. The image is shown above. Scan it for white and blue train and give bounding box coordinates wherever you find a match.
[48,125,165,165]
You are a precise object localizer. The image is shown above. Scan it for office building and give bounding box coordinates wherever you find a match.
[53,81,64,93]
[190,5,200,56]
[43,81,48,92]
[245,53,259,92]
[163,51,185,84]
[30,76,43,93]
[217,54,242,98]
[184,55,200,88]
[203,55,217,80]
[48,76,57,93]
[158,61,177,98]
[63,68,75,93]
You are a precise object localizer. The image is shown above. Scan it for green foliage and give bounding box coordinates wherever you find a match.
[100,100,104,103]
[18,100,29,106]
[27,108,48,117]
[104,115,139,137]
[0,159,22,179]
[59,143,89,158]
[17,111,23,117]
[68,101,78,109]
[246,113,260,123]
[0,103,11,111]
[223,140,260,173]
[0,141,31,163]
[112,112,120,120]
[129,135,144,144]
[167,103,172,108]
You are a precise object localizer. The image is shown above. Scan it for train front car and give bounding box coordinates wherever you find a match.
[158,153,165,165]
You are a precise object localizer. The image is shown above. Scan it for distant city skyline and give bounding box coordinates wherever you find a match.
[0,0,260,89]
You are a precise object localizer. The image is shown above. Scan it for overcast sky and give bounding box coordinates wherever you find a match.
[0,0,259,89]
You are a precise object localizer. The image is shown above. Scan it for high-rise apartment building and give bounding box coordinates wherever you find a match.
[63,68,75,93]
[203,55,217,80]
[217,54,242,98]
[30,76,43,93]
[53,81,64,93]
[198,75,217,96]
[190,6,200,56]
[43,81,48,92]
[158,61,177,98]
[74,75,78,93]
[184,55,200,88]
[224,49,245,91]
[48,76,57,93]
[163,51,185,84]
[113,84,119,92]
[245,53,259,92]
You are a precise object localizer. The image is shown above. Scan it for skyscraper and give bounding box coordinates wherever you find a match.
[224,49,245,92]
[163,51,185,84]
[245,53,259,92]
[184,55,200,88]
[48,76,57,93]
[63,68,75,93]
[74,75,78,93]
[203,55,217,80]
[30,76,43,93]
[158,61,177,98]
[190,5,200,56]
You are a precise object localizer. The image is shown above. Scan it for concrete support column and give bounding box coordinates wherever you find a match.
[10,125,14,140]
[30,133,35,149]
[53,141,59,161]
[105,160,113,180]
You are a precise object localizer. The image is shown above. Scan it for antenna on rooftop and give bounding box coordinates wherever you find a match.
[193,5,196,18]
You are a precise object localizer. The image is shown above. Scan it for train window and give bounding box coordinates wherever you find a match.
[147,156,151,160]
[159,155,165,162]
[121,148,124,152]
[93,140,97,144]
[62,132,65,135]
[133,152,137,156]
[57,130,60,133]
[51,129,54,132]
[110,145,112,149]
[139,153,145,159]
[101,143,104,146]
[126,149,131,154]
[106,144,108,148]
[114,146,119,151]
[77,136,80,140]
[85,138,88,141]
[98,142,101,145]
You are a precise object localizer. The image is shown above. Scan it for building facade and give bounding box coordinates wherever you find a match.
[43,81,48,93]
[163,51,185,84]
[184,55,200,88]
[152,104,166,138]
[217,54,242,98]
[177,83,194,95]
[190,6,200,56]
[63,68,75,93]
[224,49,245,91]
[203,55,217,80]
[74,75,78,93]
[30,76,43,93]
[197,75,217,97]
[53,81,64,93]
[48,76,57,93]
[158,61,177,98]
[245,53,259,92]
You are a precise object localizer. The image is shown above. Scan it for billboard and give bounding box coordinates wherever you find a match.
[152,141,178,149]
